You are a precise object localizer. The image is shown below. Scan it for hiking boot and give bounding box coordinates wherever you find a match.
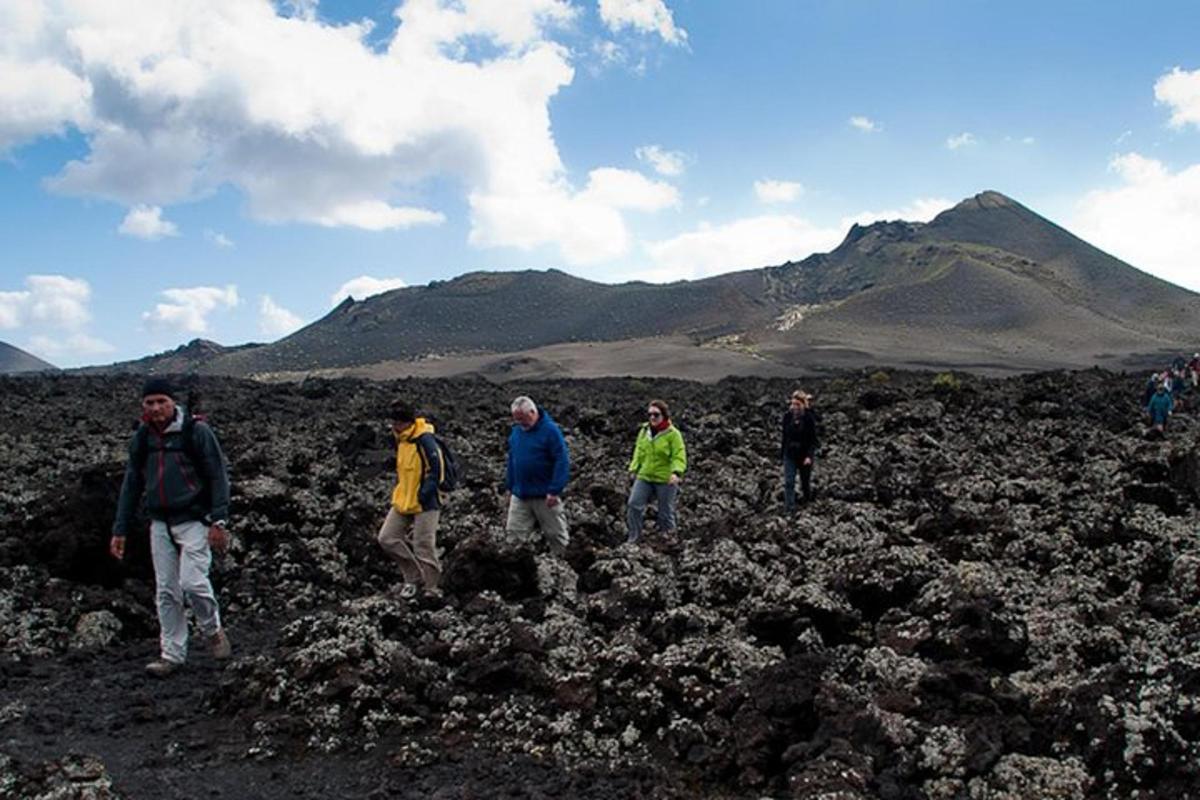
[145,659,182,678]
[210,629,232,660]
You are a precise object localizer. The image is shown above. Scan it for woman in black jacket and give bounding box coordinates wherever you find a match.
[781,390,819,512]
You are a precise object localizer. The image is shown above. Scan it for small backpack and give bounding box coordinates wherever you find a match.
[417,433,462,492]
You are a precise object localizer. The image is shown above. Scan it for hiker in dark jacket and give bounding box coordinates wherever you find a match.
[505,395,570,555]
[1148,381,1174,434]
[110,377,231,677]
[781,390,819,512]
[378,401,444,597]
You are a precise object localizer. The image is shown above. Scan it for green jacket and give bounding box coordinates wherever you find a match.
[628,423,687,483]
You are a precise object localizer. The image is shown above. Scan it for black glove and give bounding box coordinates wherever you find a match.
[418,478,439,510]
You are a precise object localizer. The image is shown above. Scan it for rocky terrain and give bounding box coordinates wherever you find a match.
[2,369,1199,799]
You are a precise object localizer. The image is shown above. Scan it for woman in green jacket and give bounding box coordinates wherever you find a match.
[626,399,687,543]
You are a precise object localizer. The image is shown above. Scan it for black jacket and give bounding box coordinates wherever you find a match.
[781,409,818,462]
[113,406,230,535]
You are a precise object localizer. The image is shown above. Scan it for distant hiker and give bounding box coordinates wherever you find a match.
[504,396,570,555]
[1147,380,1174,435]
[110,378,232,677]
[377,401,444,598]
[1189,353,1200,389]
[1142,372,1159,408]
[782,390,819,512]
[625,399,687,544]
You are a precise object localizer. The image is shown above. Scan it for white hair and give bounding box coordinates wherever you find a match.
[511,396,537,413]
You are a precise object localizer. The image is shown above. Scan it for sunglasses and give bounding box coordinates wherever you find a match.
[647,411,662,418]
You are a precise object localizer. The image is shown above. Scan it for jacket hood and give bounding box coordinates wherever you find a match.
[396,417,435,442]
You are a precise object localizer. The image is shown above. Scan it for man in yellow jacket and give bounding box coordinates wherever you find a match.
[378,401,444,597]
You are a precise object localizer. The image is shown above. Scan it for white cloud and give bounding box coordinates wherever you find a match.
[946,132,977,150]
[312,201,445,231]
[635,144,686,177]
[0,56,93,151]
[259,295,304,336]
[143,285,239,334]
[849,116,879,133]
[1116,130,1133,145]
[205,229,234,248]
[1021,136,1035,145]
[0,275,93,329]
[26,274,92,328]
[754,179,804,204]
[470,167,678,264]
[640,196,956,283]
[1,0,678,265]
[118,205,179,240]
[579,168,679,210]
[598,0,687,45]
[26,333,115,359]
[0,274,110,364]
[644,215,844,282]
[839,197,954,230]
[330,276,408,306]
[0,291,29,329]
[1155,67,1200,130]
[1072,152,1200,291]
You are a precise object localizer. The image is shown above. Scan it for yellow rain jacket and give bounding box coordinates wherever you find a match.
[391,417,440,514]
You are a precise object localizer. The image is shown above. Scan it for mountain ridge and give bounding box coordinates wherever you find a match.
[83,191,1200,380]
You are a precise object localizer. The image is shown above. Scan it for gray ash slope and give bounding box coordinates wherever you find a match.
[2,370,1200,799]
[0,340,56,374]
[109,190,1200,378]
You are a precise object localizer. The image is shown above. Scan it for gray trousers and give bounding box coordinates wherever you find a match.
[626,479,679,543]
[150,519,221,664]
[505,496,569,554]
[378,508,442,589]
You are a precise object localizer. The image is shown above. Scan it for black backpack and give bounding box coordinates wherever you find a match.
[416,433,462,492]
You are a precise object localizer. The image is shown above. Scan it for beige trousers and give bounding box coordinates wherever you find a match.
[505,496,569,555]
[377,508,441,589]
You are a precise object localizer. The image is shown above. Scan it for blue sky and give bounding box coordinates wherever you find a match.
[2,0,1199,366]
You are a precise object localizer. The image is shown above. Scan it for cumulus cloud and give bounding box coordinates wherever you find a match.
[1,0,679,265]
[849,116,879,133]
[640,196,957,283]
[330,276,408,307]
[0,275,93,329]
[839,197,954,230]
[1155,67,1200,130]
[754,179,804,204]
[598,0,687,45]
[635,144,686,177]
[26,333,115,359]
[1072,152,1200,291]
[579,168,678,210]
[143,285,239,334]
[118,205,179,240]
[471,167,678,264]
[0,274,113,363]
[0,291,29,329]
[205,229,234,248]
[946,132,977,150]
[643,215,844,282]
[259,295,305,336]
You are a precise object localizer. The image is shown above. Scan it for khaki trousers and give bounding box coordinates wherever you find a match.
[377,508,441,589]
[505,496,569,555]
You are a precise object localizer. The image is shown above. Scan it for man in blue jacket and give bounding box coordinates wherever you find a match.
[505,395,570,555]
[110,378,232,677]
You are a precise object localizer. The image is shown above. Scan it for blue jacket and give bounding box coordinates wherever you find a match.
[506,410,570,499]
[1148,391,1173,425]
